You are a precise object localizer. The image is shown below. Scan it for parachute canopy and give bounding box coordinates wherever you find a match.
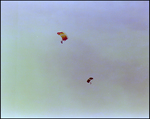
[87,77,93,84]
[57,32,68,44]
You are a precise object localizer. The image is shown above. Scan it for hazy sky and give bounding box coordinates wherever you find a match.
[1,1,149,118]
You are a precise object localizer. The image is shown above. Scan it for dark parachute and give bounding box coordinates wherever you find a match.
[87,77,93,84]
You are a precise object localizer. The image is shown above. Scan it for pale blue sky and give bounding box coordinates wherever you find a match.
[1,1,149,118]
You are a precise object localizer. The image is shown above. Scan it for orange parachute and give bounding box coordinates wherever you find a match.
[87,77,93,84]
[57,32,68,44]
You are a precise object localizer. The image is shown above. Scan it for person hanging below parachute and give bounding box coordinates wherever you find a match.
[57,32,68,44]
[87,77,93,84]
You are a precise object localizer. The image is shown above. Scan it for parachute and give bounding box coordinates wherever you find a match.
[57,32,68,44]
[87,77,93,84]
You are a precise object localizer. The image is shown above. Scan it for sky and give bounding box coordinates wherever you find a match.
[1,1,149,118]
